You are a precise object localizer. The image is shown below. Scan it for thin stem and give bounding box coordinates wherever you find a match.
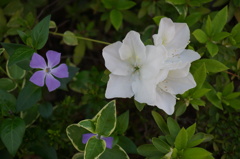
[225,71,240,79]
[50,32,111,45]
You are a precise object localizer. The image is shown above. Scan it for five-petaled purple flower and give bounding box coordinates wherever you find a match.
[82,133,113,149]
[29,50,69,92]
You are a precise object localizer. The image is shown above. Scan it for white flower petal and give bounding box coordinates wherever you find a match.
[103,41,133,76]
[105,74,134,99]
[153,18,175,46]
[132,75,157,104]
[158,73,196,95]
[119,31,146,65]
[165,23,190,56]
[168,63,190,78]
[153,89,176,115]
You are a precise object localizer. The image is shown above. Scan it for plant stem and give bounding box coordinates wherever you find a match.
[50,32,111,45]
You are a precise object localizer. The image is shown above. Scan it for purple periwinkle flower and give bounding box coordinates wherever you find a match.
[82,133,113,149]
[29,50,69,92]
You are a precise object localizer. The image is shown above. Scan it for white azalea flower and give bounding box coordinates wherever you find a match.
[153,17,190,57]
[103,31,167,104]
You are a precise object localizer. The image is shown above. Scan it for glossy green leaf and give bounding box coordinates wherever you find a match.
[167,117,180,138]
[212,32,230,41]
[182,148,213,159]
[73,40,85,65]
[110,9,122,30]
[186,123,196,140]
[117,136,137,154]
[116,1,136,10]
[192,88,211,98]
[212,6,228,35]
[192,59,228,73]
[152,137,171,153]
[101,0,114,9]
[0,117,25,156]
[72,153,84,159]
[116,110,129,134]
[174,128,188,150]
[0,78,17,92]
[31,15,51,50]
[16,82,42,111]
[63,31,78,46]
[84,136,106,159]
[66,124,89,152]
[95,100,116,136]
[205,16,212,36]
[206,42,218,57]
[166,0,186,5]
[1,43,26,56]
[152,111,169,135]
[222,82,234,96]
[0,89,16,115]
[137,144,164,157]
[134,100,145,111]
[38,102,53,118]
[204,82,223,109]
[193,29,208,43]
[20,104,39,127]
[193,63,206,89]
[99,144,129,159]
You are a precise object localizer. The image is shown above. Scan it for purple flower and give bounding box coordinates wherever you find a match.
[29,50,69,92]
[82,133,113,149]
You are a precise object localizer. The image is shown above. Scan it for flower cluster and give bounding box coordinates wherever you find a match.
[102,18,200,115]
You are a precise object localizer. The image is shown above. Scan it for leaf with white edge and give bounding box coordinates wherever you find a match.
[72,153,84,159]
[152,111,169,135]
[63,31,78,46]
[152,137,171,154]
[66,124,89,152]
[193,29,208,43]
[95,100,116,136]
[212,6,228,35]
[110,9,122,30]
[116,110,129,134]
[182,148,213,159]
[0,117,26,156]
[0,78,17,92]
[206,42,218,57]
[137,144,164,157]
[31,15,51,50]
[192,59,228,73]
[99,144,130,159]
[186,123,196,140]
[16,82,42,111]
[6,62,26,79]
[78,119,95,133]
[84,136,106,159]
[174,128,188,150]
[20,104,39,127]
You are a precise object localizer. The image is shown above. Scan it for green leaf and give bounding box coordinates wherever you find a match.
[193,29,208,43]
[222,82,234,96]
[229,99,240,109]
[94,100,116,136]
[117,136,137,154]
[192,88,211,98]
[1,43,26,56]
[116,1,136,10]
[166,0,186,5]
[152,137,171,154]
[6,63,26,79]
[99,144,129,159]
[66,124,89,151]
[20,104,39,127]
[84,136,106,159]
[192,59,228,73]
[38,102,53,118]
[152,111,169,135]
[101,0,114,9]
[174,128,188,150]
[185,12,202,27]
[31,15,51,50]
[204,82,223,109]
[16,82,42,111]
[134,100,145,111]
[0,117,25,156]
[212,6,228,35]
[8,46,35,67]
[182,148,212,159]
[137,144,164,157]
[193,63,206,89]
[212,32,230,41]
[225,92,240,100]
[167,117,180,138]
[0,78,17,92]
[0,48,4,55]
[110,9,122,30]
[73,40,85,65]
[186,123,196,140]
[0,89,16,116]
[206,42,218,57]
[78,119,95,133]
[116,110,129,134]
[63,31,78,46]
[72,153,84,159]
[205,16,212,36]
